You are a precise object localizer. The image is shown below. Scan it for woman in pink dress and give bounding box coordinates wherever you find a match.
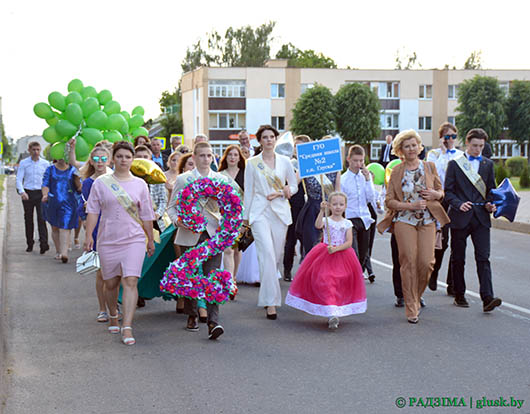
[85,141,155,345]
[286,192,367,329]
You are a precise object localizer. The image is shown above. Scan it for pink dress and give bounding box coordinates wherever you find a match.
[86,175,155,280]
[285,218,367,317]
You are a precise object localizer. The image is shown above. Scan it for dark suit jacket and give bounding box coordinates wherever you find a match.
[482,142,493,159]
[444,157,496,229]
[153,152,169,171]
[378,144,398,167]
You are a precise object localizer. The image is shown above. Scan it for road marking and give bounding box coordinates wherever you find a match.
[371,258,530,316]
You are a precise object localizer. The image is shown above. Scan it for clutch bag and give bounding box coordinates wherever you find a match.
[237,226,254,252]
[76,250,101,275]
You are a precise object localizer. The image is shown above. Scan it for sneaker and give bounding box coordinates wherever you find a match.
[368,274,375,284]
[328,316,339,330]
[186,316,199,332]
[208,323,224,340]
[454,296,470,308]
[483,297,502,312]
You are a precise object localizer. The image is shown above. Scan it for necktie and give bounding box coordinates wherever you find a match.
[384,144,391,162]
[469,155,482,161]
[447,149,456,154]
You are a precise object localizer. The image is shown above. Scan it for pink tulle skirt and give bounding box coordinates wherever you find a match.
[285,243,367,317]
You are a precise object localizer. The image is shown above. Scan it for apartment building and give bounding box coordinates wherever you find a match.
[180,60,530,158]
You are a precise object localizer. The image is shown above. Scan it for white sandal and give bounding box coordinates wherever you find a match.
[97,311,109,323]
[108,314,120,334]
[54,253,61,260]
[121,327,135,346]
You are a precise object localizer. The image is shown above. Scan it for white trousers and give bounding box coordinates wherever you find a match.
[251,207,288,307]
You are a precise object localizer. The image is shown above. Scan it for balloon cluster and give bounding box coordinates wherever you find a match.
[366,159,402,186]
[33,78,147,161]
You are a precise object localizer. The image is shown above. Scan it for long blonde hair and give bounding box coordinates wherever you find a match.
[80,146,111,179]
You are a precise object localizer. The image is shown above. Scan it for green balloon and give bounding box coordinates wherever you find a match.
[75,136,91,159]
[81,128,104,145]
[366,162,385,185]
[66,91,83,106]
[131,106,144,116]
[43,126,60,143]
[106,113,126,131]
[34,102,54,120]
[120,111,130,121]
[103,130,123,143]
[103,100,121,115]
[48,92,66,111]
[81,86,98,100]
[68,79,84,93]
[65,103,83,126]
[55,119,78,138]
[131,126,148,138]
[98,89,112,105]
[387,158,402,170]
[86,110,108,130]
[128,114,144,129]
[50,142,66,160]
[46,115,59,126]
[119,120,129,135]
[81,97,100,118]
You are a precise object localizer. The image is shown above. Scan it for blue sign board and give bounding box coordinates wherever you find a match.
[296,137,343,178]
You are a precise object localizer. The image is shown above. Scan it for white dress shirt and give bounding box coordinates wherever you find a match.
[426,147,463,186]
[465,152,481,173]
[16,157,50,194]
[340,169,375,230]
[382,144,391,162]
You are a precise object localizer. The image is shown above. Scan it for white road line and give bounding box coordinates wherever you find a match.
[371,258,530,316]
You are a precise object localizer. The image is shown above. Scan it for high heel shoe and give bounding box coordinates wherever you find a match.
[265,306,277,320]
[121,327,135,345]
[108,314,120,334]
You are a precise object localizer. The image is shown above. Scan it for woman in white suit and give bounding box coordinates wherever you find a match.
[244,125,298,319]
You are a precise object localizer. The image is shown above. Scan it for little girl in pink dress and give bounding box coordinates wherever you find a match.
[285,192,367,329]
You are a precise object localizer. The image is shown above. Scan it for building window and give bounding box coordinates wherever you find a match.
[448,84,459,99]
[271,83,285,98]
[301,83,314,94]
[419,84,432,99]
[380,113,399,129]
[499,81,509,97]
[209,112,246,129]
[208,80,246,98]
[384,82,400,98]
[419,116,432,131]
[271,116,285,131]
[447,116,455,125]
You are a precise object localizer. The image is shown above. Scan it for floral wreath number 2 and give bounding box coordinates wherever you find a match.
[160,177,243,304]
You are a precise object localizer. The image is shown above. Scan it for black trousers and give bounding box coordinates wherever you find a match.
[430,201,453,287]
[363,204,377,275]
[22,189,48,248]
[391,234,403,299]
[182,232,222,325]
[349,218,370,270]
[450,215,494,301]
[283,204,304,274]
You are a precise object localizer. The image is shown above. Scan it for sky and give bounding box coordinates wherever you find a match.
[1,0,529,140]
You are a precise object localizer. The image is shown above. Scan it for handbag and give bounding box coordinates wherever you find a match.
[237,225,254,252]
[434,230,443,250]
[76,250,101,275]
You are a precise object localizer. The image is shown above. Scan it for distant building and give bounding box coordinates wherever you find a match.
[180,61,530,159]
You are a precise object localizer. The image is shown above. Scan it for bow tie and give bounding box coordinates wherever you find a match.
[468,155,482,162]
[447,149,456,154]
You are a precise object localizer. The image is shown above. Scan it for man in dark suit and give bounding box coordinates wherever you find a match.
[378,135,398,167]
[444,128,501,312]
[151,138,169,171]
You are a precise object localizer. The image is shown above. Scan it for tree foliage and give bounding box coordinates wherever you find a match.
[181,22,276,72]
[395,48,422,70]
[276,43,337,68]
[505,80,530,148]
[159,113,183,139]
[455,75,506,142]
[290,84,335,139]
[464,51,482,69]
[334,83,381,144]
[159,86,181,113]
[0,118,13,162]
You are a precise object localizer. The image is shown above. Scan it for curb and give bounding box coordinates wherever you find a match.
[0,176,9,413]
[492,218,530,234]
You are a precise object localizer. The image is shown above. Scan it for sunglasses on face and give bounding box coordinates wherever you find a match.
[179,149,190,154]
[444,134,457,140]
[92,156,108,162]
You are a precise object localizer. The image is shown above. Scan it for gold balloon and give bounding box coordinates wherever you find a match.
[384,159,402,187]
[131,159,167,184]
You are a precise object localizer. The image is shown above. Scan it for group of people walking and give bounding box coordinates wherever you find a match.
[16,120,502,345]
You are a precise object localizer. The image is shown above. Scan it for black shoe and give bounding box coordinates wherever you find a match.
[137,297,146,308]
[186,316,199,332]
[283,272,292,282]
[26,245,33,253]
[39,244,49,255]
[395,297,404,307]
[265,307,277,320]
[428,274,438,291]
[447,285,455,297]
[454,296,470,308]
[199,315,208,323]
[420,297,426,308]
[254,282,261,287]
[368,274,375,284]
[208,323,224,340]
[483,297,502,312]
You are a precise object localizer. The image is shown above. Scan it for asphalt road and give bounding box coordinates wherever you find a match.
[3,178,530,414]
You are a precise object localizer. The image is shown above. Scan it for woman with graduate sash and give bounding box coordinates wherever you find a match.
[244,125,298,320]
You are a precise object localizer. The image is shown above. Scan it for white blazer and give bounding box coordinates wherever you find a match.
[167,168,234,246]
[244,153,298,226]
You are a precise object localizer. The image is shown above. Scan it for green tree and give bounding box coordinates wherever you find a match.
[181,22,276,72]
[0,118,13,162]
[276,43,337,68]
[455,75,506,142]
[464,51,482,69]
[334,83,381,144]
[290,84,335,139]
[159,86,181,113]
[505,80,530,160]
[159,113,183,139]
[519,163,530,188]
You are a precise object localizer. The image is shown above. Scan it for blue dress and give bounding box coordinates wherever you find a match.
[79,177,100,249]
[42,165,79,229]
